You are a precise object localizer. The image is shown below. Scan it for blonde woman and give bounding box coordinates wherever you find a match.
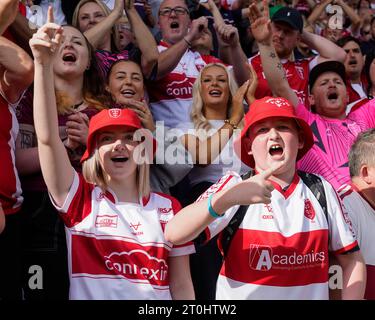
[29,9,194,300]
[180,63,257,202]
[72,0,158,78]
[178,62,257,300]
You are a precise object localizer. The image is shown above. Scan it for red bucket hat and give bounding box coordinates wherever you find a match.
[233,97,314,168]
[80,108,156,163]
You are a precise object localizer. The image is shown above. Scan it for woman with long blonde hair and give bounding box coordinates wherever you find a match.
[178,62,257,300]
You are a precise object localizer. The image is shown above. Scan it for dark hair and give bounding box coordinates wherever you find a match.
[336,35,363,54]
[61,25,107,109]
[364,49,375,94]
[357,0,371,9]
[107,58,143,82]
[105,58,144,106]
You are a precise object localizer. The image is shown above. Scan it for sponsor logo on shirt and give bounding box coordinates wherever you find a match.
[104,250,168,285]
[249,244,325,271]
[95,215,118,228]
[96,192,106,201]
[129,221,143,236]
[158,207,172,214]
[262,214,274,220]
[166,78,193,98]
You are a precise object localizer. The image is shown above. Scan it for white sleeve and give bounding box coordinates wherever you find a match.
[196,171,243,240]
[342,192,359,239]
[323,179,358,254]
[308,55,319,71]
[48,170,80,214]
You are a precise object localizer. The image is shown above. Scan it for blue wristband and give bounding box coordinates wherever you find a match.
[208,194,223,218]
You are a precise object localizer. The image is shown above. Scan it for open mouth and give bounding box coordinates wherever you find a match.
[170,21,179,29]
[327,92,338,102]
[348,59,357,66]
[209,89,222,97]
[111,156,129,163]
[120,89,136,98]
[62,53,77,63]
[269,145,284,157]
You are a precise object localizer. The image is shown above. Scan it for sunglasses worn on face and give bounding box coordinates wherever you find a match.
[159,7,189,16]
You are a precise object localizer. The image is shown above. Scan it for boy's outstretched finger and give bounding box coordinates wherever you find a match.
[259,160,285,180]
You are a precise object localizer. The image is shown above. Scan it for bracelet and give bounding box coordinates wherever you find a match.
[183,37,192,48]
[208,194,224,218]
[224,119,238,130]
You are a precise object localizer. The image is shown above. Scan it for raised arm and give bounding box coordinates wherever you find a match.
[165,163,281,245]
[308,0,331,26]
[0,0,18,36]
[249,0,299,107]
[0,0,33,103]
[181,77,255,165]
[215,23,250,86]
[335,0,361,35]
[300,29,346,63]
[0,36,34,103]
[83,0,123,50]
[125,0,158,78]
[30,8,74,207]
[200,0,231,63]
[156,17,208,79]
[9,11,37,56]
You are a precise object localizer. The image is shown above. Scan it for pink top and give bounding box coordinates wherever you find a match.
[296,100,375,189]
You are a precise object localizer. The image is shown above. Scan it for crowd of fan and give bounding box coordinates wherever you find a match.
[0,0,375,300]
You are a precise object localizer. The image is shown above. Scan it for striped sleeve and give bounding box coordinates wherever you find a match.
[323,179,359,254]
[196,171,242,241]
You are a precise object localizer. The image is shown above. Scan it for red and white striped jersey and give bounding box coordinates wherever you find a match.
[197,171,358,300]
[147,41,221,128]
[338,183,375,300]
[0,93,22,215]
[52,172,195,300]
[249,54,318,106]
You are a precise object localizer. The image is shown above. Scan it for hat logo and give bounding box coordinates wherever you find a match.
[287,12,290,16]
[109,108,121,118]
[265,98,289,108]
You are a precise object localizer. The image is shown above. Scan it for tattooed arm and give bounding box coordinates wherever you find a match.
[248,0,299,108]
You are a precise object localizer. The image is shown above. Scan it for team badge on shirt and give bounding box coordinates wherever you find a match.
[304,199,316,220]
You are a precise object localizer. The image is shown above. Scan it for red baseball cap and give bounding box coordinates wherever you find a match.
[233,97,314,168]
[80,108,156,163]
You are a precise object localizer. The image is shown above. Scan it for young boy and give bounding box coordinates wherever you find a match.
[338,128,375,300]
[165,96,366,299]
